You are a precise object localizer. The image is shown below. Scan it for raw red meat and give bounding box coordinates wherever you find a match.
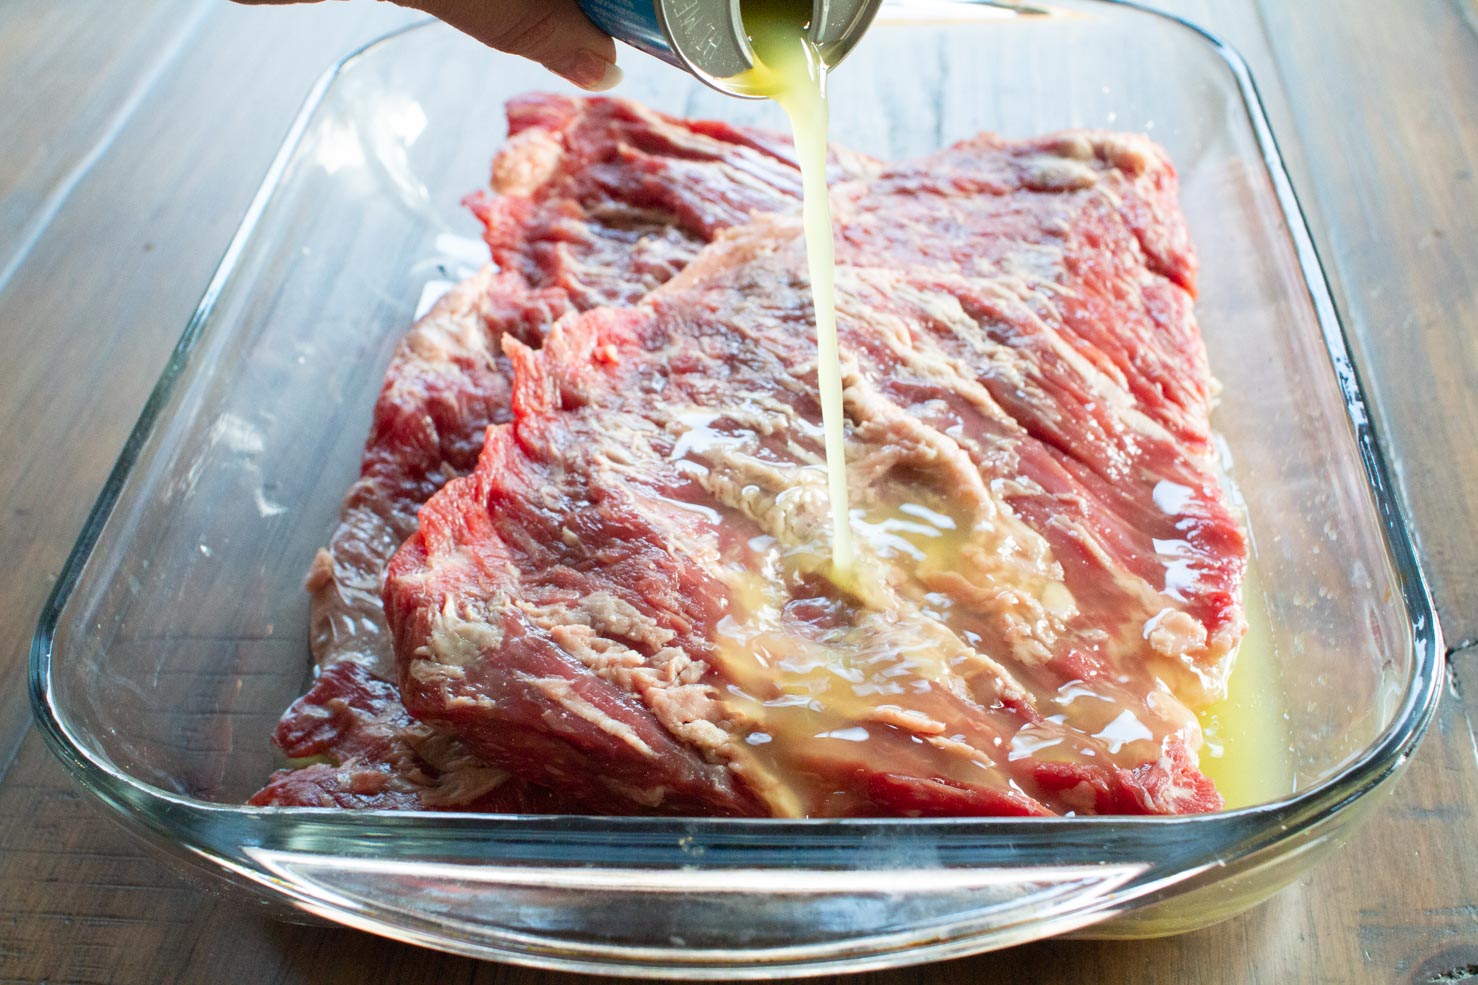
[253,95,877,809]
[378,125,1245,817]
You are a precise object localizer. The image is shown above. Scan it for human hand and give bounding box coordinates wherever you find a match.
[231,0,622,91]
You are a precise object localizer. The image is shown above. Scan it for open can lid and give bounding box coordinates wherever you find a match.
[661,0,886,97]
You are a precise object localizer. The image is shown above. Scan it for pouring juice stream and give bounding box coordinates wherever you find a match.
[735,1,856,579]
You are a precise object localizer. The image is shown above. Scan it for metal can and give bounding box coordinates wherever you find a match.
[577,0,884,97]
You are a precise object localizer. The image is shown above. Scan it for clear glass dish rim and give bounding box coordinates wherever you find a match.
[27,0,1444,897]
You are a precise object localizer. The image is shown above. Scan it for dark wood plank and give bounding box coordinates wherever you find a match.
[0,0,416,763]
[0,0,1473,982]
[1249,0,1478,644]
[0,0,206,287]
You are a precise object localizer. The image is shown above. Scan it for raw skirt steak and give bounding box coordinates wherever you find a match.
[255,97,1247,818]
[250,94,877,810]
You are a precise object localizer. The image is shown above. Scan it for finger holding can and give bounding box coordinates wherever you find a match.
[229,0,624,91]
[403,0,623,90]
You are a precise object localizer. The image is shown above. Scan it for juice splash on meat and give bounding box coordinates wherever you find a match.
[708,520,1292,816]
[735,1,856,579]
[713,17,1289,813]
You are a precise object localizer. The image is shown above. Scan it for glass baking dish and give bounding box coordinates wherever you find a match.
[29,0,1443,975]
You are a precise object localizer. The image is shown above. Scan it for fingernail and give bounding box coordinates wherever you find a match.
[562,52,623,92]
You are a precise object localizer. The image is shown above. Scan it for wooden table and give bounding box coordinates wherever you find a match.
[1,1,1474,981]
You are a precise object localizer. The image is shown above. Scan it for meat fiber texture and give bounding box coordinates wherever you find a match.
[251,94,878,810]
[254,95,1247,818]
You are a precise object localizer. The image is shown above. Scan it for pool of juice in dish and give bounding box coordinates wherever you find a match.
[1197,563,1295,808]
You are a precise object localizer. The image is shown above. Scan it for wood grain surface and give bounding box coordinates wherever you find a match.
[1,1,1474,982]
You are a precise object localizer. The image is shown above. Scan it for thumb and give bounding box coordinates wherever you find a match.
[404,0,623,91]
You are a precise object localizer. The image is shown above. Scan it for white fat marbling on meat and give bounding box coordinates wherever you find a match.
[526,676,658,758]
[493,130,563,195]
[1020,154,1100,192]
[878,280,1039,402]
[424,597,504,667]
